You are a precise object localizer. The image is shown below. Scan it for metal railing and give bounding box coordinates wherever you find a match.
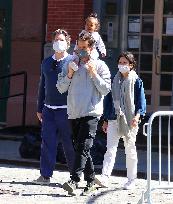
[0,71,27,127]
[138,111,173,204]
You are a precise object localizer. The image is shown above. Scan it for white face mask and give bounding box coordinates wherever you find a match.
[118,64,130,73]
[53,40,67,53]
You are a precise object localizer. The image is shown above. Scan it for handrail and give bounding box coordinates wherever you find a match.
[0,71,27,127]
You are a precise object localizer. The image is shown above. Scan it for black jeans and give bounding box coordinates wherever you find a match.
[69,116,99,183]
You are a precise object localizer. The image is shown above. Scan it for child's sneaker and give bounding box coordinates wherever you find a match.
[94,175,109,188]
[123,179,135,190]
[32,176,50,185]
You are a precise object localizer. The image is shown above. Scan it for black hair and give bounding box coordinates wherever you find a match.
[77,32,95,47]
[117,51,137,69]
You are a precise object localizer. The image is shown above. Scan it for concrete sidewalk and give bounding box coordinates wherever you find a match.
[0,139,172,179]
[0,164,172,204]
[0,139,173,204]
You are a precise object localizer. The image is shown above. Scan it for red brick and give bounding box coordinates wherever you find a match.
[46,0,92,42]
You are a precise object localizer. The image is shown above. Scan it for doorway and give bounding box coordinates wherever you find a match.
[126,0,173,112]
[0,0,11,124]
[93,0,121,75]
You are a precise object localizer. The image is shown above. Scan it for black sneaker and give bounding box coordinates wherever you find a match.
[62,180,78,196]
[81,182,97,196]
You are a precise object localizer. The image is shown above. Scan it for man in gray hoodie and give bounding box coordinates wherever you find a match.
[56,32,111,195]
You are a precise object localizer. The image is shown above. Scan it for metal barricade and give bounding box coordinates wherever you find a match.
[138,111,173,204]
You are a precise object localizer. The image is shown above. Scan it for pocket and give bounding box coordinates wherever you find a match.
[88,117,99,138]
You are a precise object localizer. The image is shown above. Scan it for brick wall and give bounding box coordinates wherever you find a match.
[47,0,92,43]
[6,0,45,127]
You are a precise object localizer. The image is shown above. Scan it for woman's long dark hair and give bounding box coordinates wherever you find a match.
[117,51,137,70]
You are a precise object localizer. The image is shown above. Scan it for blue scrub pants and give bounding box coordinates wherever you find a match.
[40,106,75,177]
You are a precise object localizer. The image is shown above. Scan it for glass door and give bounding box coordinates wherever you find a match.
[94,0,121,75]
[159,0,173,110]
[126,0,173,112]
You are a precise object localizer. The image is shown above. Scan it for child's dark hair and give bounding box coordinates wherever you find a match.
[117,51,137,69]
[77,32,95,47]
[51,29,71,49]
[85,13,100,31]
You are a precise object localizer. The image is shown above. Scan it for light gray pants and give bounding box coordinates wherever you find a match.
[102,120,138,180]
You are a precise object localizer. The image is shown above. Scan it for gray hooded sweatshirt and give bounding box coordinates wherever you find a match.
[56,59,111,119]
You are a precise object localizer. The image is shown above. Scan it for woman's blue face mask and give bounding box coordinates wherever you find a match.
[77,49,90,59]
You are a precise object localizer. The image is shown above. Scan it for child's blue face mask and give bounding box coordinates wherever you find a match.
[77,49,90,59]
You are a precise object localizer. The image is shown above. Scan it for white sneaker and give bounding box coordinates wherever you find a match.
[123,179,135,190]
[32,176,50,185]
[94,175,109,188]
